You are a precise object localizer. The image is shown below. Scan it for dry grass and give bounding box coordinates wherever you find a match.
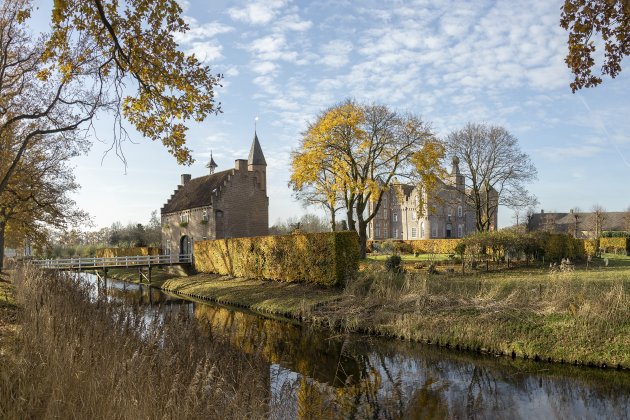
[312,257,630,366]
[0,266,274,419]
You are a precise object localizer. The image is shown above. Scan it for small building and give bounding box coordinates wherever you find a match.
[160,133,269,256]
[527,209,629,238]
[368,157,498,240]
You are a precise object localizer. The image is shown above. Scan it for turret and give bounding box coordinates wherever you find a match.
[450,156,465,191]
[206,152,218,174]
[248,131,267,191]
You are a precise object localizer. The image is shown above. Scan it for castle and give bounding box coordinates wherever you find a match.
[368,157,498,240]
[160,133,269,256]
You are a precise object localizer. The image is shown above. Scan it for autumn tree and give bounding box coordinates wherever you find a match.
[445,123,538,232]
[0,0,222,196]
[291,101,438,258]
[590,204,607,239]
[560,0,630,92]
[0,133,87,271]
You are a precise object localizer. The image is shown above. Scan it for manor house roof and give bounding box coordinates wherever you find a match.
[161,170,231,214]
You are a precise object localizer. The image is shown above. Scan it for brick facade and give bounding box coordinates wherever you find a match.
[160,134,269,255]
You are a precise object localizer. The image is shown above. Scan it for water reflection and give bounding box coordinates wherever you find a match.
[78,273,630,419]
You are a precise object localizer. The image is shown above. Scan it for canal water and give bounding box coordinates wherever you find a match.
[82,273,630,419]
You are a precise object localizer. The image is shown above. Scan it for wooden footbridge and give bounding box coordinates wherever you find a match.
[32,254,192,282]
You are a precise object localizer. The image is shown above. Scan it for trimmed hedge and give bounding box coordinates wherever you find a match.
[600,237,629,254]
[403,239,461,254]
[95,247,161,258]
[193,231,359,286]
[368,239,461,254]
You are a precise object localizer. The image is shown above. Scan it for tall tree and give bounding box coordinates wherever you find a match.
[291,100,438,258]
[590,204,607,239]
[0,134,87,271]
[560,0,630,92]
[0,0,222,196]
[445,123,538,232]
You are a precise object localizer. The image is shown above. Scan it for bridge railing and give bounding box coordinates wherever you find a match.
[31,254,192,270]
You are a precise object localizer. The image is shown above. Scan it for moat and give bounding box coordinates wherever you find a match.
[84,273,630,418]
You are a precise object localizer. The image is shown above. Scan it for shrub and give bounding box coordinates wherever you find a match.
[194,231,359,286]
[384,255,403,274]
[95,247,161,258]
[402,239,462,254]
[600,237,629,254]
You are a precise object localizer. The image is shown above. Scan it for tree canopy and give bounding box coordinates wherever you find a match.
[561,0,630,91]
[445,123,538,232]
[290,100,440,258]
[0,0,222,196]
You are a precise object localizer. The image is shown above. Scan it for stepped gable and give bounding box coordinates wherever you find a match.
[161,169,231,214]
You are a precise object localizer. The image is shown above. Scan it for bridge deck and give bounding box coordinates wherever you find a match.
[32,254,192,270]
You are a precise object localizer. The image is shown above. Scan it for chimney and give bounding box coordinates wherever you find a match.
[181,174,191,185]
[541,209,544,214]
[235,159,248,171]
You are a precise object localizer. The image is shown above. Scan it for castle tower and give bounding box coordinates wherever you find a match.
[450,156,465,191]
[206,151,218,174]
[248,131,267,191]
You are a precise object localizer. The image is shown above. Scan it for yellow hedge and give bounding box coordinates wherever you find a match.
[193,231,359,286]
[95,247,161,258]
[600,237,628,253]
[403,239,462,254]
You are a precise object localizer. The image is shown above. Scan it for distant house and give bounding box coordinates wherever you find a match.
[368,157,498,240]
[527,209,630,238]
[160,133,269,256]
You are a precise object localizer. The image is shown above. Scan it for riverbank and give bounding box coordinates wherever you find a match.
[111,254,630,369]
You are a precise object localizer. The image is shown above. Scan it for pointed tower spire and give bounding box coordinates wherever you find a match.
[206,151,218,174]
[248,131,267,166]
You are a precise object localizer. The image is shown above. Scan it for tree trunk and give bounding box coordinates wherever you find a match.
[346,207,356,232]
[0,221,5,273]
[329,210,336,232]
[357,219,368,259]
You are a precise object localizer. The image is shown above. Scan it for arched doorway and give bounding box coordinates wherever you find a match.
[180,235,191,258]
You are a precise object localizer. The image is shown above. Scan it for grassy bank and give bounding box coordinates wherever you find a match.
[154,254,630,368]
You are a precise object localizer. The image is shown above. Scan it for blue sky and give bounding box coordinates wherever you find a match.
[37,0,630,229]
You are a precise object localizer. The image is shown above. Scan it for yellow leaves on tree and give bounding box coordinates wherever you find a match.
[291,100,440,258]
[44,0,223,165]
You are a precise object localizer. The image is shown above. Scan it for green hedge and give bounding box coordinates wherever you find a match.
[95,247,161,258]
[193,231,359,286]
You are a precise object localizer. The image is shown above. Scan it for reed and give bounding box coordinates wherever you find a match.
[0,266,273,419]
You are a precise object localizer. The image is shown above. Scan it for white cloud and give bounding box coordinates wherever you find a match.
[228,0,288,25]
[186,42,224,63]
[318,40,353,68]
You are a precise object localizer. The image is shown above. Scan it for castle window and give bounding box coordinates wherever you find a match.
[421,222,425,238]
[458,225,463,238]
[202,210,208,222]
[180,213,189,224]
[431,223,438,238]
[383,208,388,220]
[447,208,452,217]
[458,206,463,218]
[393,228,398,238]
[375,223,380,238]
[383,227,388,237]
[412,211,417,221]
[412,227,417,238]
[393,213,398,222]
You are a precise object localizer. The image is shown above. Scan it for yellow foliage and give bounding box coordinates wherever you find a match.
[96,247,160,258]
[600,237,628,253]
[194,232,359,286]
[403,239,461,254]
